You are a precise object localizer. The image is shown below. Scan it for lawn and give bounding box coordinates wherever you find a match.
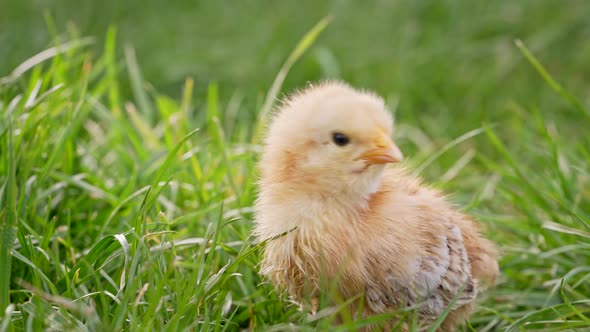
[1,1,589,331]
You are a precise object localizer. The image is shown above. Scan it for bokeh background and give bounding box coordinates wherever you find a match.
[4,1,589,119]
[4,1,590,175]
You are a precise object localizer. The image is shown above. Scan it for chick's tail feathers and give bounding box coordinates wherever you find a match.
[456,214,499,288]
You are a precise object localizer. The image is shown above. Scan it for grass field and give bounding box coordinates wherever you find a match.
[1,1,590,331]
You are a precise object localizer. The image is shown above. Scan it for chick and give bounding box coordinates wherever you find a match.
[253,81,498,331]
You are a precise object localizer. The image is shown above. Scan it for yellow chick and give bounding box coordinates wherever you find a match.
[253,81,498,331]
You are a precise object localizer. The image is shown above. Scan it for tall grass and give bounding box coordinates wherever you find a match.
[1,23,589,332]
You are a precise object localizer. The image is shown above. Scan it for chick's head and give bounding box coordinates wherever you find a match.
[260,82,403,197]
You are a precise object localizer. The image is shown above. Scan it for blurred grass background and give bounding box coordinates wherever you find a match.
[3,1,589,111]
[1,0,590,330]
[4,1,590,166]
[5,1,590,163]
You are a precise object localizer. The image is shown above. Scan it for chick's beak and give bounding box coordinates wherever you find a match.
[358,132,403,164]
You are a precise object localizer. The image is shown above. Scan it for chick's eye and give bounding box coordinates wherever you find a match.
[332,132,350,146]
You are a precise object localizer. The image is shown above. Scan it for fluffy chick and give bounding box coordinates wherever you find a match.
[253,81,498,331]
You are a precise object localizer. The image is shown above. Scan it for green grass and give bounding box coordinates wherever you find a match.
[1,1,590,331]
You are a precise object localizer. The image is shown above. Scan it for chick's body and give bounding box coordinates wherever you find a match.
[254,82,498,331]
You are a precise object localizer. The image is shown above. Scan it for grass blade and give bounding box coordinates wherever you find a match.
[0,120,17,314]
[515,39,589,119]
[427,283,467,332]
[254,16,332,141]
[0,38,94,85]
[125,46,156,125]
[414,127,486,175]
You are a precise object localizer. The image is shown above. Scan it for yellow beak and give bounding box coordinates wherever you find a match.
[358,131,403,164]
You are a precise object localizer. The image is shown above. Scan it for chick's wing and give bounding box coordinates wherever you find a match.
[361,170,477,318]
